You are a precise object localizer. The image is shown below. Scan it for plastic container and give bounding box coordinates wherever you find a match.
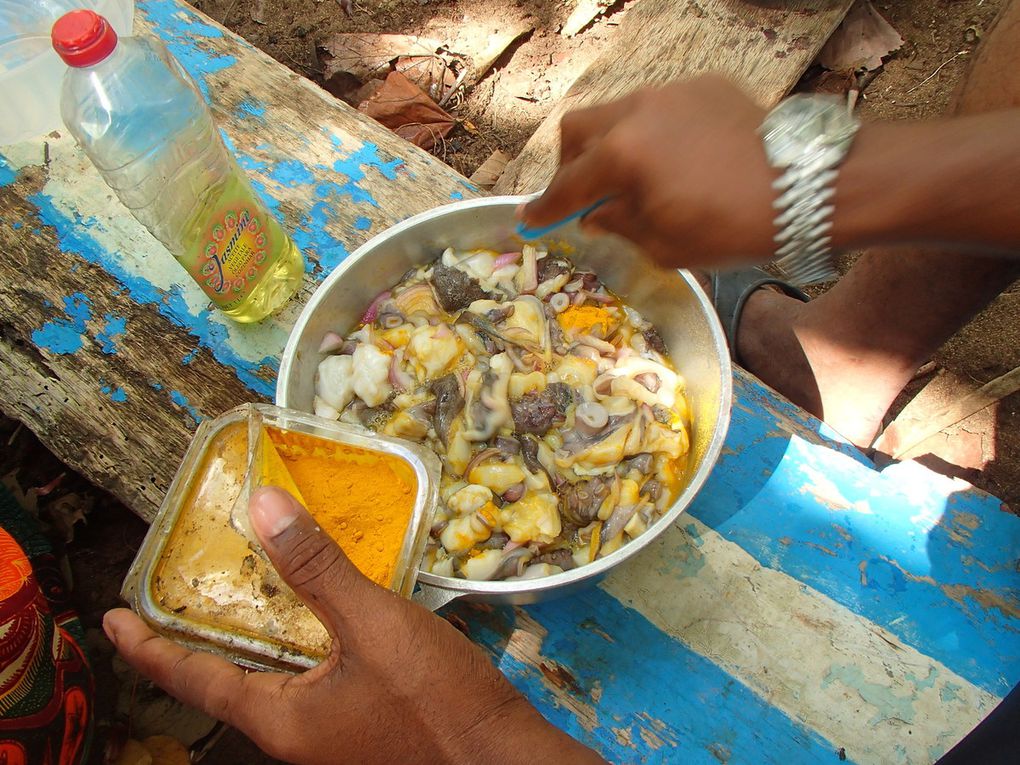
[121,404,440,671]
[51,10,304,322]
[0,0,133,144]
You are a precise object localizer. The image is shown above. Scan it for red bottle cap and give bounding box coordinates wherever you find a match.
[51,9,118,68]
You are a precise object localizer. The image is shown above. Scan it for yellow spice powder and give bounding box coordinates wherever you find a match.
[557,304,612,335]
[262,427,416,588]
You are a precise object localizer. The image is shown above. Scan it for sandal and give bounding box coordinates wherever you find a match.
[709,268,810,363]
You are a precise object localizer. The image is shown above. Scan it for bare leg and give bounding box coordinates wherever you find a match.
[736,1,1020,447]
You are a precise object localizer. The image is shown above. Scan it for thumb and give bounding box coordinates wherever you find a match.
[248,486,382,630]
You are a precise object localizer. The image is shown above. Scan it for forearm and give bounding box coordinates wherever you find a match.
[445,695,606,765]
[832,109,1020,256]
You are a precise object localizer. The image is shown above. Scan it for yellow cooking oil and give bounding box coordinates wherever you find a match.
[178,169,305,323]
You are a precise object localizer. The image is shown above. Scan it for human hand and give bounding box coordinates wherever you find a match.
[104,487,600,765]
[520,76,779,270]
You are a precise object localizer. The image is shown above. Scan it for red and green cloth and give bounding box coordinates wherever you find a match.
[0,485,92,765]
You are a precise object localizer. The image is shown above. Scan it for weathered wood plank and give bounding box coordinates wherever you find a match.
[494,0,853,194]
[0,0,479,521]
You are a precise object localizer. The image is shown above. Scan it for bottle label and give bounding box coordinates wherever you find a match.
[193,191,277,309]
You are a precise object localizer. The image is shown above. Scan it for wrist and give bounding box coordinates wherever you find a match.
[443,693,604,765]
[830,121,929,251]
[831,112,1020,253]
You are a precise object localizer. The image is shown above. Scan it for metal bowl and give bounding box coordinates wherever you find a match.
[277,196,731,607]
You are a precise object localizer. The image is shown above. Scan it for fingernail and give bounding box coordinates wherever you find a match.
[514,202,527,219]
[250,486,301,539]
[103,611,121,645]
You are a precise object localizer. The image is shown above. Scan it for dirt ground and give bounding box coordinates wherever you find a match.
[191,0,625,175]
[2,1,1017,763]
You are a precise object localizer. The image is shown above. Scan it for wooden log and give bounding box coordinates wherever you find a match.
[494,0,853,194]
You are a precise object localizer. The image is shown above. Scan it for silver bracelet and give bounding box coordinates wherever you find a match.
[760,95,860,286]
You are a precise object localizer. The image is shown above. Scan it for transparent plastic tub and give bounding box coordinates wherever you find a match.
[121,403,440,671]
[0,0,134,144]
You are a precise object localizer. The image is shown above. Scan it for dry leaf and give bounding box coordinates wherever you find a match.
[359,71,456,150]
[318,33,442,83]
[394,55,458,103]
[818,0,903,72]
[142,736,189,765]
[351,78,385,106]
[111,740,152,765]
[469,149,510,190]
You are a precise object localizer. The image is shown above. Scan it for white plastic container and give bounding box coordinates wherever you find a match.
[0,0,133,144]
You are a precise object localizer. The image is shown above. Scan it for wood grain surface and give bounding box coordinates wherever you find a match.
[494,0,853,194]
[0,0,479,521]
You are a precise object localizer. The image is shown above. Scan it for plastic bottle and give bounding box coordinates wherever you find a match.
[51,9,303,322]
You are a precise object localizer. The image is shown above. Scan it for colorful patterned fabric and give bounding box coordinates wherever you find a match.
[0,486,92,765]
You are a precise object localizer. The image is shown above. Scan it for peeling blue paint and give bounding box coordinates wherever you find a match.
[328,138,404,196]
[100,383,128,403]
[450,190,464,200]
[237,154,270,172]
[97,313,127,354]
[462,589,844,764]
[12,221,23,230]
[690,373,1020,696]
[138,0,234,100]
[32,293,92,355]
[220,130,270,173]
[182,348,199,365]
[269,159,315,187]
[822,664,916,727]
[0,157,14,187]
[292,201,349,277]
[26,191,276,398]
[353,217,371,231]
[235,97,267,120]
[170,390,202,424]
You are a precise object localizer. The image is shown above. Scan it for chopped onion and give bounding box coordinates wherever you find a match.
[463,447,501,479]
[318,331,346,354]
[388,349,413,391]
[582,290,614,304]
[362,290,392,323]
[494,251,522,268]
[549,293,570,313]
[502,482,526,503]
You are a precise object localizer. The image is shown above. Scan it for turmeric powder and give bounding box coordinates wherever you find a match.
[557,304,613,336]
[262,427,417,587]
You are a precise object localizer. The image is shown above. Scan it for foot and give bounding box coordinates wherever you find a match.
[739,288,916,447]
[698,271,916,448]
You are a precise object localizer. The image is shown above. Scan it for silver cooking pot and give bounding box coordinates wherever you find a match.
[277,196,731,608]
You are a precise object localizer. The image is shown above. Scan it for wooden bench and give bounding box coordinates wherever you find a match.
[1,1,1017,762]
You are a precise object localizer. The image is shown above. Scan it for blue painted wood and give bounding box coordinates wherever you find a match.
[693,374,1020,696]
[465,589,841,765]
[5,2,1019,762]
